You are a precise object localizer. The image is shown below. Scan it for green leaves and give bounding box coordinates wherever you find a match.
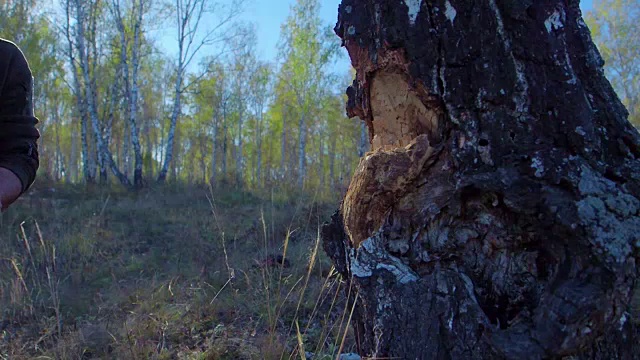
[585,0,640,126]
[4,0,363,192]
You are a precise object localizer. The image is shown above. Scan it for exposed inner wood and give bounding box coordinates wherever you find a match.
[342,71,442,248]
[370,72,440,150]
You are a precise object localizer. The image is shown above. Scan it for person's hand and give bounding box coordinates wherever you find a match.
[0,167,23,211]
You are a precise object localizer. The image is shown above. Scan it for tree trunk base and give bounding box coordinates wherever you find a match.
[323,210,640,359]
[323,0,640,358]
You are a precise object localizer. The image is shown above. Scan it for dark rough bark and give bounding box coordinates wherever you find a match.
[322,0,640,359]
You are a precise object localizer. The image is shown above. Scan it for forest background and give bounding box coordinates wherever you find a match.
[0,0,637,358]
[0,0,636,190]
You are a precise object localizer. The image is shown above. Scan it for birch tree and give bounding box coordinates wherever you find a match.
[229,29,256,187]
[276,0,338,188]
[156,0,245,182]
[249,63,273,188]
[212,65,233,186]
[62,0,96,183]
[110,0,148,188]
[73,0,131,187]
[191,62,230,186]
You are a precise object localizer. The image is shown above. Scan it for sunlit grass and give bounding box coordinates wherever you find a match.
[0,182,356,359]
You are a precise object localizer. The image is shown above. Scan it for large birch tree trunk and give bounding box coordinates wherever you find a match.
[322,1,640,359]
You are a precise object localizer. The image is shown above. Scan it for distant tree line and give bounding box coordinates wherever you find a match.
[585,0,639,127]
[1,0,633,193]
[0,0,369,193]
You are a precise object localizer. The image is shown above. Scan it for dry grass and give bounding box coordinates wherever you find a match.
[0,181,357,359]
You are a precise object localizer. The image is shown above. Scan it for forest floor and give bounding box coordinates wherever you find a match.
[0,181,357,359]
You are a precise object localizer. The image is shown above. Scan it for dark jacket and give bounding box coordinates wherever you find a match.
[0,38,40,194]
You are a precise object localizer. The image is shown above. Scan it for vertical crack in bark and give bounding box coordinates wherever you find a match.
[487,0,530,114]
[424,1,446,99]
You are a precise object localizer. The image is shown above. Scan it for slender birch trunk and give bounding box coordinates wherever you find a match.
[112,0,145,188]
[210,109,219,186]
[255,110,263,188]
[357,121,368,157]
[74,0,131,187]
[64,0,95,183]
[221,105,228,181]
[329,128,336,188]
[297,113,306,188]
[129,0,145,187]
[158,67,182,182]
[236,106,244,187]
[280,108,286,178]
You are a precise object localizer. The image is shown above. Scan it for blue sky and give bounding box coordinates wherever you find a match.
[242,0,595,75]
[156,0,596,76]
[243,0,343,61]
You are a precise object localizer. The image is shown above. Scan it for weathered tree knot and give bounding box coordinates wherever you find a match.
[350,232,418,284]
[342,134,439,249]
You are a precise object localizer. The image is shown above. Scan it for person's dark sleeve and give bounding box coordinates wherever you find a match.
[0,39,40,194]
